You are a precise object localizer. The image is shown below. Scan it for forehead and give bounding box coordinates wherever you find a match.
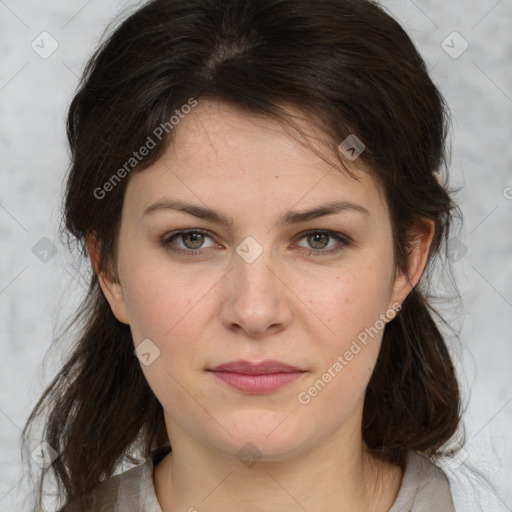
[124,99,388,219]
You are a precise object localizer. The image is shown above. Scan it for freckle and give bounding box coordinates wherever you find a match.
[275,176,279,179]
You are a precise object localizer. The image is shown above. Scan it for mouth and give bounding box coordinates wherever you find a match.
[207,360,307,394]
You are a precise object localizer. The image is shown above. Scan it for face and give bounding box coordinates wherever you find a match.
[97,100,428,462]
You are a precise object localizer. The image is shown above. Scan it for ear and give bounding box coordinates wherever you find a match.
[389,219,435,308]
[86,235,130,325]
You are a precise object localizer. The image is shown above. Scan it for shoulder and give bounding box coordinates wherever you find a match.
[59,454,162,512]
[93,462,148,511]
[389,450,455,512]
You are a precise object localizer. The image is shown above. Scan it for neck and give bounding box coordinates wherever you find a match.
[153,421,403,512]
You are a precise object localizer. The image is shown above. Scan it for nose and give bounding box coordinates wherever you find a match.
[219,245,293,339]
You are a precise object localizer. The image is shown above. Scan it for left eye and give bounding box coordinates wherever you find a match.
[294,230,349,255]
[161,229,349,256]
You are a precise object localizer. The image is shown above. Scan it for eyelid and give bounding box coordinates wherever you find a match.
[293,228,351,246]
[161,228,216,248]
[161,228,352,256]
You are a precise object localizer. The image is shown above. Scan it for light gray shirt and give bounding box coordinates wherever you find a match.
[82,450,455,511]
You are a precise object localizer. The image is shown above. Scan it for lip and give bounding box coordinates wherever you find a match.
[208,360,306,394]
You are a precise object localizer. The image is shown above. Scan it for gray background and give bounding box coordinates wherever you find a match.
[1,0,511,510]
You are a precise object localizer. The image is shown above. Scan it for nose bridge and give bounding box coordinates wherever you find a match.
[234,243,278,308]
[221,238,291,335]
[238,249,274,296]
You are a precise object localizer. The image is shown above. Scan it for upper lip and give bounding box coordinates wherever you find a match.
[209,360,305,374]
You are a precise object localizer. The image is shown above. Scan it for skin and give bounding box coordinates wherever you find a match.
[91,99,434,512]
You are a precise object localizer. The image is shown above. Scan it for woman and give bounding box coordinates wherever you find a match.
[23,0,464,510]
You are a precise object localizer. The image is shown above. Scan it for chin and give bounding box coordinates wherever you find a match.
[208,410,315,462]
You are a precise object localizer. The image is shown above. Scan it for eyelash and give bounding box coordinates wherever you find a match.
[160,229,351,257]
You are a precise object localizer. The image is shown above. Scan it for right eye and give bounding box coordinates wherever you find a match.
[161,229,218,256]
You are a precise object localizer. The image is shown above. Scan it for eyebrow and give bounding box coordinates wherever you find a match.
[143,199,369,226]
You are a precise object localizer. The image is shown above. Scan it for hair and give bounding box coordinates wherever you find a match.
[22,0,465,510]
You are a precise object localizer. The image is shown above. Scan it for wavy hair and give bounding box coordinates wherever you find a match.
[23,0,465,509]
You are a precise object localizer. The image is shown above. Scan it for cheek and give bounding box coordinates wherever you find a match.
[304,257,395,405]
[296,260,395,351]
[122,265,209,344]
[293,268,392,426]
[120,265,216,418]
[118,250,229,388]
[117,231,200,333]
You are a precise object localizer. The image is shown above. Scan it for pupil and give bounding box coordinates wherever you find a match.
[309,233,328,249]
[182,233,330,251]
[185,233,203,249]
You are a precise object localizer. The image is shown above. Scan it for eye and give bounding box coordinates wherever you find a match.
[161,229,216,255]
[161,228,351,257]
[294,230,350,256]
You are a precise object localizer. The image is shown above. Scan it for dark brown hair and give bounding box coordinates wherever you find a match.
[23,0,464,509]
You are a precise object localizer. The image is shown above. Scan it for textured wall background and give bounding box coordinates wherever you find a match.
[1,0,511,510]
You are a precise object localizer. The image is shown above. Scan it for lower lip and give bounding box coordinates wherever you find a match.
[210,371,305,393]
